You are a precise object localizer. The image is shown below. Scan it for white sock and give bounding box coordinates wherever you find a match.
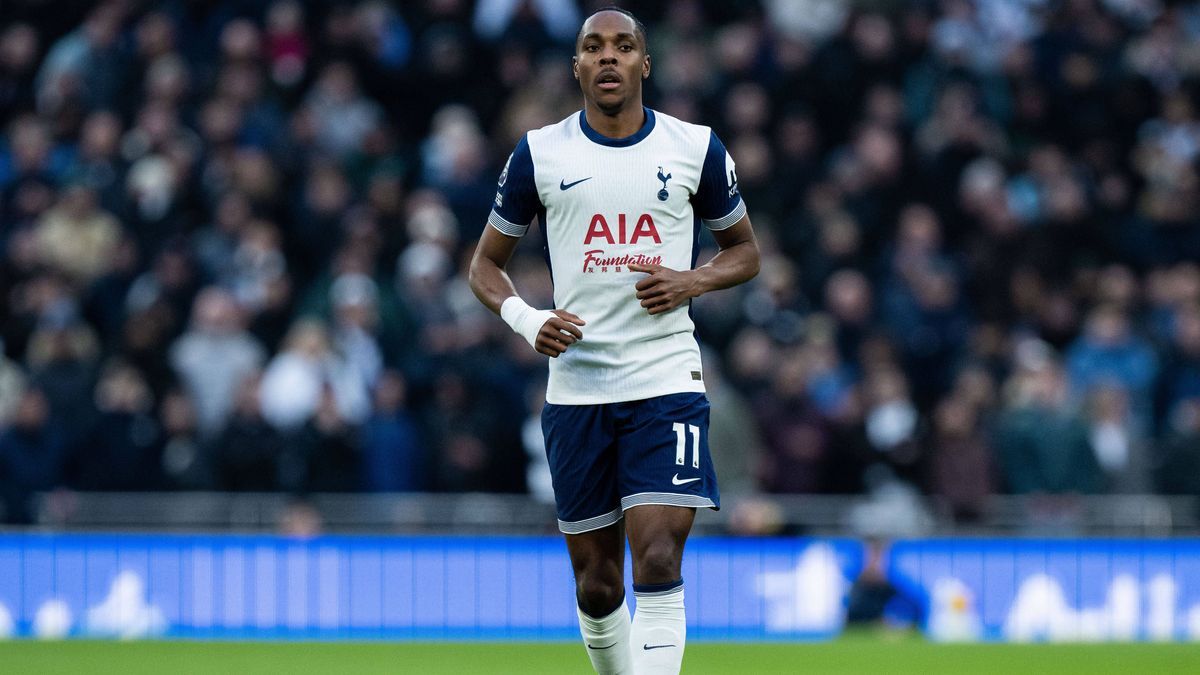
[630,582,686,675]
[578,598,633,675]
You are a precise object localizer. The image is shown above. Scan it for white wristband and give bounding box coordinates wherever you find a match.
[500,296,556,350]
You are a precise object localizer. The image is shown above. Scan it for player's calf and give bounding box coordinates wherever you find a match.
[567,525,633,673]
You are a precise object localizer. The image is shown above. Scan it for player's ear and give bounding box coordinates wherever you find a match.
[572,55,579,80]
[642,54,651,80]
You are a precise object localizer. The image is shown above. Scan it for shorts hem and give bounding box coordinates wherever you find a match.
[620,492,718,511]
[558,507,624,534]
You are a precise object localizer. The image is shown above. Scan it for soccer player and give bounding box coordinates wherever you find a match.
[469,7,759,674]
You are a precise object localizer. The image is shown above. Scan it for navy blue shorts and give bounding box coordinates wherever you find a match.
[541,392,719,534]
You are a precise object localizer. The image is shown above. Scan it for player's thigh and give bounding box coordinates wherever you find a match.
[615,392,719,512]
[564,519,626,578]
[542,402,622,533]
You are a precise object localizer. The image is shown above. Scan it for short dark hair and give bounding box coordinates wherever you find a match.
[577,6,648,52]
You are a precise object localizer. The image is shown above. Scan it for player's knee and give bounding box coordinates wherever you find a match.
[576,573,624,616]
[635,541,682,584]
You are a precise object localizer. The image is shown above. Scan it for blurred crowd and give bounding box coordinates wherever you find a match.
[1,0,1199,524]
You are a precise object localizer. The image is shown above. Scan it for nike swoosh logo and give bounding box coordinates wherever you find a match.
[672,474,701,486]
[587,642,616,650]
[643,644,675,650]
[560,177,592,190]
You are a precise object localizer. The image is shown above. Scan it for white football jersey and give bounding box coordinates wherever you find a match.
[489,108,745,405]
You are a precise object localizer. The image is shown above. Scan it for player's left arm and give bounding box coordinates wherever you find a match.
[630,128,759,315]
[629,214,759,315]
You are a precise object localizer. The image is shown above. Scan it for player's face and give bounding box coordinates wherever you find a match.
[573,12,650,114]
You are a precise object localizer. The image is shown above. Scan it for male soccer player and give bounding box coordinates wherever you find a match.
[469,7,759,674]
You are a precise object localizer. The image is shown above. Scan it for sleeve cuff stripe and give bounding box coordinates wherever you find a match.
[703,200,746,231]
[488,211,530,237]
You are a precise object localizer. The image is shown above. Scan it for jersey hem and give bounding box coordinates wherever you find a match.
[545,380,706,406]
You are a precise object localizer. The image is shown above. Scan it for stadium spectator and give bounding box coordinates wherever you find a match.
[927,394,994,521]
[71,360,161,491]
[0,346,27,428]
[264,0,310,89]
[34,3,125,113]
[68,111,125,213]
[259,318,369,432]
[290,384,362,493]
[755,348,830,495]
[304,61,382,161]
[703,353,763,499]
[25,313,100,451]
[519,381,553,504]
[33,184,121,286]
[860,366,924,488]
[1065,305,1159,430]
[157,387,205,489]
[425,369,501,493]
[1155,398,1200,498]
[360,369,426,493]
[327,273,385,388]
[169,286,266,437]
[1085,384,1151,494]
[212,370,285,492]
[994,346,1105,494]
[1,115,56,227]
[1156,302,1200,430]
[0,23,39,126]
[0,387,65,523]
[295,244,418,370]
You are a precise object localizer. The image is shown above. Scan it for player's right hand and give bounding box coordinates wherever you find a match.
[536,310,586,357]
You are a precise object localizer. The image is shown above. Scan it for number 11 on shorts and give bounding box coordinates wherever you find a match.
[673,422,700,469]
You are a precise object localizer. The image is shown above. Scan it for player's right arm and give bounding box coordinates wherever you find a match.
[469,226,585,358]
[469,136,585,358]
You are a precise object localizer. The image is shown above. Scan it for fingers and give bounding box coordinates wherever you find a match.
[627,263,661,274]
[642,296,673,310]
[552,310,587,326]
[646,300,678,315]
[535,332,568,357]
[547,317,583,341]
[634,276,663,292]
[535,316,584,358]
[535,340,564,358]
[640,286,673,307]
[636,286,667,301]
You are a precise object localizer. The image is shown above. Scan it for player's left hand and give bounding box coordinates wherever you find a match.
[628,263,701,315]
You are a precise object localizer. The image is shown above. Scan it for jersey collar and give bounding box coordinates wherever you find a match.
[579,107,656,147]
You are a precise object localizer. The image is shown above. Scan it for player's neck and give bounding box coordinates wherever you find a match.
[583,100,646,139]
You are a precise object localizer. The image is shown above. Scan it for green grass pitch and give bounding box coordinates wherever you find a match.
[2,635,1198,674]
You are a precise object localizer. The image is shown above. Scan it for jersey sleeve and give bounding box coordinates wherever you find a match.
[487,134,540,237]
[692,130,747,231]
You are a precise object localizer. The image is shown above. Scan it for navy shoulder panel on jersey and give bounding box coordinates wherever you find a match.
[488,134,540,237]
[692,130,747,231]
